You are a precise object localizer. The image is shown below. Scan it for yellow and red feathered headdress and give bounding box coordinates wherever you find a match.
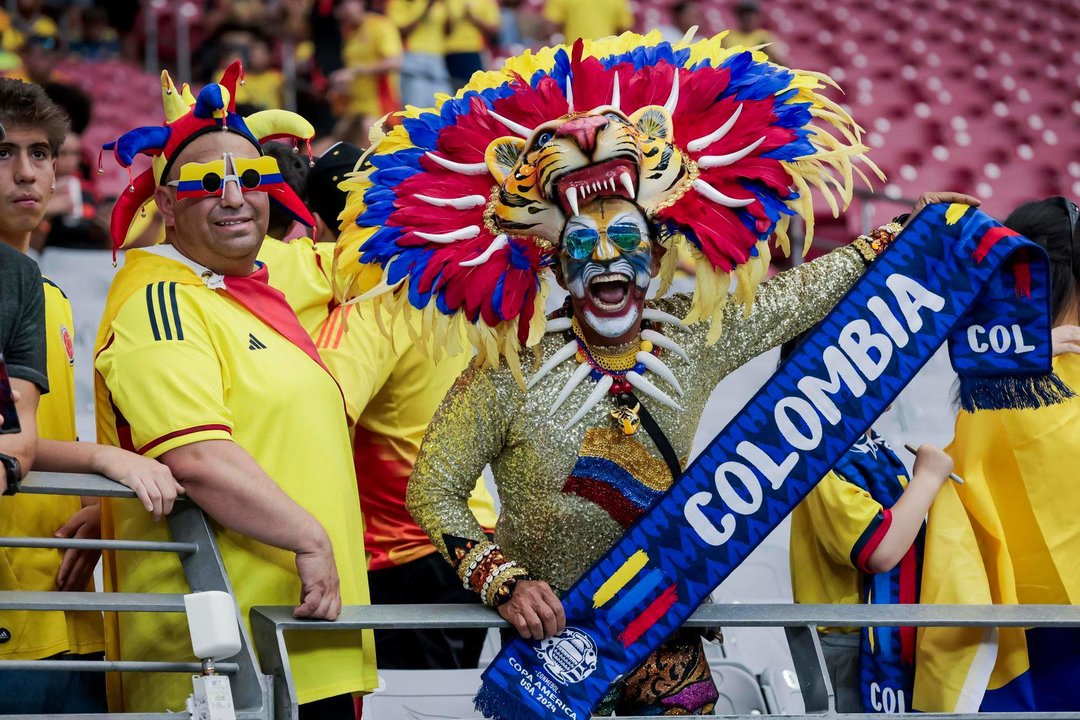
[335,32,883,381]
[103,61,315,258]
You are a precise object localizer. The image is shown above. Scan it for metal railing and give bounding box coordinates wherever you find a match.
[2,471,272,720]
[251,602,1080,720]
[9,472,1080,719]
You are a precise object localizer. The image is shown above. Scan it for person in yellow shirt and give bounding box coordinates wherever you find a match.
[445,0,499,90]
[0,79,181,714]
[784,333,953,713]
[721,0,787,66]
[542,0,633,42]
[94,66,374,718]
[916,198,1080,713]
[304,142,497,668]
[331,0,403,147]
[387,0,451,108]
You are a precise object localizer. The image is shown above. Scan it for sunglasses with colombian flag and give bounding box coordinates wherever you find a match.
[166,152,315,229]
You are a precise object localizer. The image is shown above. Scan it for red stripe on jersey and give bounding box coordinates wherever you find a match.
[137,424,232,455]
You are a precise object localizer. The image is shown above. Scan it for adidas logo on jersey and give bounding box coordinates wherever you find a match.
[248,334,267,350]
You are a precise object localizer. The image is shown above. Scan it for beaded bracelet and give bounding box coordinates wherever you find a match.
[481,560,519,602]
[487,566,531,608]
[850,222,902,265]
[457,542,497,588]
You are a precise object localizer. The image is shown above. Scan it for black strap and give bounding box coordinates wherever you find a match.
[619,392,682,482]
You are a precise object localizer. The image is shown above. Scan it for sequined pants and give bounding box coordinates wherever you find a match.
[594,630,719,716]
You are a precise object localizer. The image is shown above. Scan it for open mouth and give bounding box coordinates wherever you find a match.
[587,272,633,312]
[554,159,638,216]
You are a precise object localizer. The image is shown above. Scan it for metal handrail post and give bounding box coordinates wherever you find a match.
[250,607,298,720]
[168,502,273,718]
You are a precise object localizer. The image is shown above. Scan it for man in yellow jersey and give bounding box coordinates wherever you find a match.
[254,141,335,339]
[94,65,375,717]
[0,78,182,715]
[308,146,499,667]
[387,0,451,108]
[720,0,787,66]
[330,0,403,146]
[445,0,499,90]
[542,0,633,42]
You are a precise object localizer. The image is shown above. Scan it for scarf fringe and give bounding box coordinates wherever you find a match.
[474,682,542,720]
[958,371,1076,412]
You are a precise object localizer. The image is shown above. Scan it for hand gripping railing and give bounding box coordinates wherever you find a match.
[250,602,1080,720]
[1,471,272,720]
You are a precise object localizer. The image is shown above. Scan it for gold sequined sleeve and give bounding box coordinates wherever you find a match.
[408,359,529,603]
[654,245,865,385]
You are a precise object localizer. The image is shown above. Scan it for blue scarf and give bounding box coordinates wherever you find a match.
[474,205,1074,720]
[832,432,921,714]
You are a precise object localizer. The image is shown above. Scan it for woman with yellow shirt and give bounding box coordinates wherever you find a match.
[331,0,403,146]
[445,0,499,90]
[387,0,451,108]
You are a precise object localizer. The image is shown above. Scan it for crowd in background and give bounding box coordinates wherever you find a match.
[0,0,781,254]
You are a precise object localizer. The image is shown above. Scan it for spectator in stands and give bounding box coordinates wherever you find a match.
[305,141,500,671]
[721,0,786,66]
[93,67,375,718]
[660,0,709,44]
[255,141,336,339]
[330,0,403,147]
[917,197,1080,713]
[0,77,183,715]
[233,29,284,111]
[444,0,500,90]
[387,0,452,108]
[785,355,953,710]
[0,244,41,501]
[70,6,121,61]
[542,0,633,42]
[497,0,526,55]
[32,82,109,252]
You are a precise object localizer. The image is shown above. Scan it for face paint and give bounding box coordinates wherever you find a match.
[560,198,654,341]
[167,153,283,201]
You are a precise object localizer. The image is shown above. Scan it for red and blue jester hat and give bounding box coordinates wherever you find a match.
[102,61,316,260]
[334,31,883,384]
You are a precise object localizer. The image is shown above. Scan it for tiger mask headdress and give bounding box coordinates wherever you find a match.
[334,33,880,382]
[485,102,687,246]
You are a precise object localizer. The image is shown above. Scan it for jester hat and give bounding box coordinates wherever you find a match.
[335,31,883,382]
[103,61,316,257]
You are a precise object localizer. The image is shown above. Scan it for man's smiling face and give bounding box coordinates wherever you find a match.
[157,131,269,275]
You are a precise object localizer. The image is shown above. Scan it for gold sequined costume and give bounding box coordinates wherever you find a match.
[409,246,864,594]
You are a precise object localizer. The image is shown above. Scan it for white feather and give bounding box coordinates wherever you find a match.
[692,179,755,208]
[488,109,534,138]
[415,226,481,243]
[697,136,767,168]
[686,105,743,153]
[416,193,488,209]
[425,152,488,175]
[459,234,509,267]
[664,71,680,114]
[610,71,621,111]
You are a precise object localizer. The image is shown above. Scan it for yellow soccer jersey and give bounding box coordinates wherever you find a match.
[318,303,498,570]
[256,237,334,340]
[387,0,449,53]
[94,247,375,711]
[542,0,633,42]
[445,0,500,54]
[342,13,403,118]
[0,277,104,660]
[789,469,888,634]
